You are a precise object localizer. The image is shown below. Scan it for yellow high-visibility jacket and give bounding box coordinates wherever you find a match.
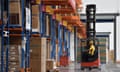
[89,45,95,55]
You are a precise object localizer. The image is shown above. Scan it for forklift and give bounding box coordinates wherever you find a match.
[80,4,100,70]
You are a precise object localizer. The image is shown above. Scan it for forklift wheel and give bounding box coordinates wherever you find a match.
[81,67,84,70]
[88,67,92,71]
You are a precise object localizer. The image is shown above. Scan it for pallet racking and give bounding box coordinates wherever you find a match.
[0,0,85,72]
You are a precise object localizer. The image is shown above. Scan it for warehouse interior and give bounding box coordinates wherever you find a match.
[0,0,120,72]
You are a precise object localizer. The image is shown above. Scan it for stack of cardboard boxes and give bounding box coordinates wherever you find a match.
[30,37,47,72]
[46,59,54,72]
[108,50,114,62]
[8,37,22,72]
[8,45,20,72]
[97,37,108,63]
[30,37,41,72]
[9,0,21,25]
[32,5,41,32]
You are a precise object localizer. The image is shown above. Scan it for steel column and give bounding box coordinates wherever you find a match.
[58,24,62,61]
[64,28,67,55]
[114,16,116,62]
[25,31,30,70]
[1,0,4,71]
[21,0,25,70]
[5,0,9,71]
[68,31,70,56]
[51,19,56,59]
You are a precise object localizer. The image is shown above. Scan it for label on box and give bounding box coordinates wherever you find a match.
[56,14,61,22]
[63,21,67,27]
[46,6,53,14]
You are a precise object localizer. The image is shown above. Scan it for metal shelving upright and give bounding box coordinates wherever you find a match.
[0,0,84,71]
[50,16,56,59]
[1,0,5,71]
[0,0,29,72]
[58,24,63,61]
[5,0,10,72]
[25,0,32,71]
[21,0,26,71]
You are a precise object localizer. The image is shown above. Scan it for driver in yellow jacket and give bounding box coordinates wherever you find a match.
[89,40,95,55]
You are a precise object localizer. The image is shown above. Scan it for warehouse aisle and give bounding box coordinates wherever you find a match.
[57,62,120,72]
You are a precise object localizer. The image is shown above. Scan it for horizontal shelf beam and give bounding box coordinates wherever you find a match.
[62,16,80,21]
[42,0,68,5]
[54,8,75,14]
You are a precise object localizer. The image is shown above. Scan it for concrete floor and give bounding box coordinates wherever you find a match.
[57,62,120,72]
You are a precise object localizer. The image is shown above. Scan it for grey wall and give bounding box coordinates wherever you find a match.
[81,0,119,13]
[96,23,114,50]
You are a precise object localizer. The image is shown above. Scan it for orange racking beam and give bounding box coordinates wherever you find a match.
[5,28,22,34]
[42,0,76,12]
[67,20,82,26]
[54,8,75,14]
[76,0,82,8]
[47,38,51,41]
[9,34,22,37]
[31,34,41,37]
[77,27,86,38]
[9,34,41,37]
[4,28,22,31]
[42,0,68,5]
[62,16,84,28]
[62,16,80,21]
[0,28,22,35]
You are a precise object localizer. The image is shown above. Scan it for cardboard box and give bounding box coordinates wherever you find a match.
[30,47,41,59]
[9,67,20,72]
[8,45,20,71]
[9,62,19,66]
[32,5,41,32]
[31,0,41,4]
[9,13,22,25]
[41,38,47,72]
[9,46,19,52]
[32,15,40,32]
[30,59,41,72]
[9,2,21,13]
[32,5,40,15]
[46,60,54,71]
[108,50,114,62]
[9,55,19,61]
[10,37,22,45]
[9,64,20,68]
[30,37,47,72]
[9,1,22,25]
[30,37,41,59]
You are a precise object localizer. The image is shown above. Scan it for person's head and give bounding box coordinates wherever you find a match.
[89,40,94,45]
